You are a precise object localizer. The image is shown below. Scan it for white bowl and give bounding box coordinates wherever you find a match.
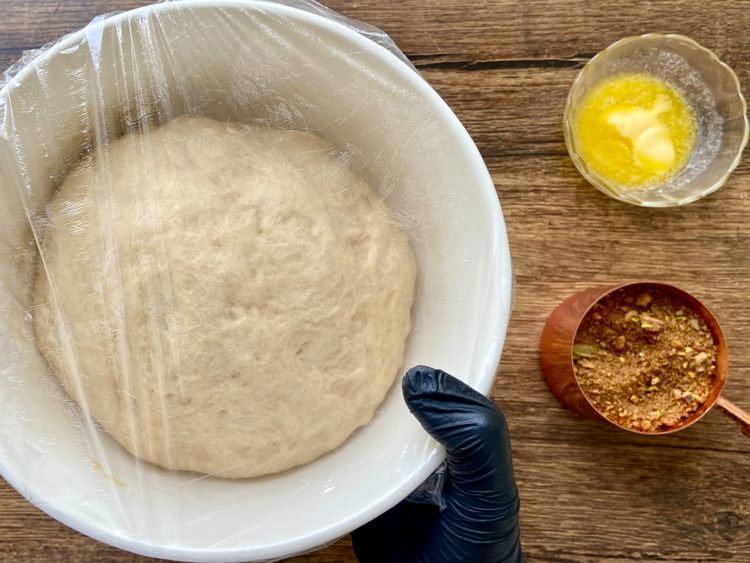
[0,1,512,561]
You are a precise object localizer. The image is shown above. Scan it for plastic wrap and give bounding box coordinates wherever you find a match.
[0,1,512,561]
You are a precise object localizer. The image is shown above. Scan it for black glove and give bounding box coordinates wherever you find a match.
[351,366,523,563]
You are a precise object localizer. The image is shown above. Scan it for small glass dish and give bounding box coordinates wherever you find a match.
[564,34,749,207]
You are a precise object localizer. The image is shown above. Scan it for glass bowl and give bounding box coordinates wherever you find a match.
[564,34,749,207]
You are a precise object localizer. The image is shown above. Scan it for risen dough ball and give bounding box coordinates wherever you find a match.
[34,117,417,478]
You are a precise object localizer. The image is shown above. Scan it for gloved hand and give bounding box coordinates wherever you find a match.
[351,366,523,563]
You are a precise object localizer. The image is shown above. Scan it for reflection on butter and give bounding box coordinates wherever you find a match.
[574,73,696,188]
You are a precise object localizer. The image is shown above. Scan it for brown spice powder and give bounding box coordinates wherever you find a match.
[573,285,717,432]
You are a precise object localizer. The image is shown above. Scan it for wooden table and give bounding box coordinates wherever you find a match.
[2,1,750,561]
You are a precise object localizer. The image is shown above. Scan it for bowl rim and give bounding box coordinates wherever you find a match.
[562,32,750,208]
[0,1,512,561]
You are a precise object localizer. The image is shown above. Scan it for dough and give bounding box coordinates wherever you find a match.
[34,117,417,478]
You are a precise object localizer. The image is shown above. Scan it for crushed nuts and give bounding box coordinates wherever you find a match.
[573,286,717,433]
[635,292,653,308]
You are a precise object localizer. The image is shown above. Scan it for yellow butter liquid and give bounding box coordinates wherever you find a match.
[574,73,696,188]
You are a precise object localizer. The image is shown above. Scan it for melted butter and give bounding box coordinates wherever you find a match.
[574,73,696,188]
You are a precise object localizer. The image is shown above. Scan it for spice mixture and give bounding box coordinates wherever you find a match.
[573,286,717,432]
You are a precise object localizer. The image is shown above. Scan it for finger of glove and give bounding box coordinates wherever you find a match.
[403,366,522,553]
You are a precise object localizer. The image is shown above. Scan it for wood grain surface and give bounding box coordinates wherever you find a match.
[2,1,750,562]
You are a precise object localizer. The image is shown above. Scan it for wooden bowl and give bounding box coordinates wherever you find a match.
[540,281,750,437]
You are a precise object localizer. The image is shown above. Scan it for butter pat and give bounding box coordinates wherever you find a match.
[634,127,675,170]
[606,95,676,171]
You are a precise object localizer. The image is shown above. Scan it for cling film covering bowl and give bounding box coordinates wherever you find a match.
[0,1,512,560]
